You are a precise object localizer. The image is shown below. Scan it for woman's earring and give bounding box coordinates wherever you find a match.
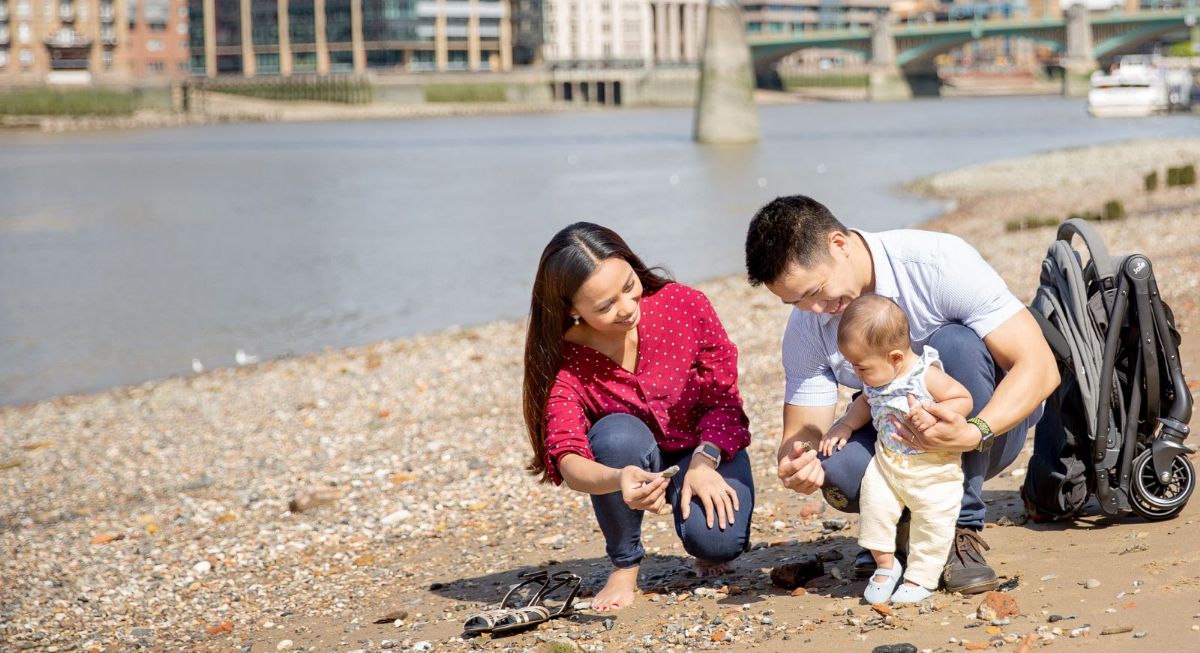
[572,315,581,326]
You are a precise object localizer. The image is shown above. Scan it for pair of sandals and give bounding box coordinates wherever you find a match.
[463,570,581,636]
[863,561,932,604]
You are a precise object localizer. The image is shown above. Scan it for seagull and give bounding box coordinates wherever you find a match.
[191,358,204,374]
[235,349,259,366]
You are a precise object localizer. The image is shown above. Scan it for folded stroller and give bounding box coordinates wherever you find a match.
[1023,218,1195,521]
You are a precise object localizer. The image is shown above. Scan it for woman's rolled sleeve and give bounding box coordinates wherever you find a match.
[543,379,594,485]
[694,295,752,460]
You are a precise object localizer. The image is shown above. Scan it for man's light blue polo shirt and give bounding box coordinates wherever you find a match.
[782,229,1025,407]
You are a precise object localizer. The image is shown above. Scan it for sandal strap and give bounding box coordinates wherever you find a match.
[870,564,903,580]
[496,606,550,626]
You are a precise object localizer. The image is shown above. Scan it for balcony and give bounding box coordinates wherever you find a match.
[59,4,75,22]
[0,26,8,45]
[0,5,8,21]
[101,27,116,45]
[100,4,115,22]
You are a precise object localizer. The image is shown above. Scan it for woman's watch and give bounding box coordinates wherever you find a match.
[968,417,995,452]
[693,442,722,467]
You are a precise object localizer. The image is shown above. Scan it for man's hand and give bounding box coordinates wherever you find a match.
[681,457,739,530]
[777,441,824,494]
[819,422,852,457]
[619,465,669,513]
[889,394,983,453]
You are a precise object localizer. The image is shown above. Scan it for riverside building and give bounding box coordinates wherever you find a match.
[185,0,513,77]
[0,0,189,83]
[541,0,708,68]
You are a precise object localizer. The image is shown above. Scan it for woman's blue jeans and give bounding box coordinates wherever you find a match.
[818,323,1044,530]
[587,413,755,569]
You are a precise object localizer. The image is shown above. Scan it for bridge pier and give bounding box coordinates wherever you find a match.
[868,17,913,102]
[694,0,760,144]
[1062,3,1097,97]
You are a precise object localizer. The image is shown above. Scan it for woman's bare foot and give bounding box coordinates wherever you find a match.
[694,558,732,577]
[592,566,640,612]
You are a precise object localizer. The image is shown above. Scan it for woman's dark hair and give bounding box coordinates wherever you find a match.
[522,222,672,482]
[745,195,848,286]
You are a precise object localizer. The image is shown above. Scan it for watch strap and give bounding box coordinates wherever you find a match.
[967,417,994,452]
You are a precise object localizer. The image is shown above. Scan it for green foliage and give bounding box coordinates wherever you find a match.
[200,77,373,104]
[423,83,508,103]
[1144,170,1158,192]
[0,88,137,116]
[1067,210,1102,223]
[780,73,869,89]
[1167,41,1197,57]
[1004,216,1060,232]
[1102,199,1125,221]
[1166,165,1195,187]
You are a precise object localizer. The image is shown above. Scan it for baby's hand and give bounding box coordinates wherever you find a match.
[819,423,852,457]
[905,402,938,433]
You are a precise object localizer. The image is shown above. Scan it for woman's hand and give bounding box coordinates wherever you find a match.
[619,465,669,513]
[888,394,983,453]
[777,442,824,495]
[681,457,740,530]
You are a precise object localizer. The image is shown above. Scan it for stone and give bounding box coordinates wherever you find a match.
[821,518,849,532]
[381,641,398,649]
[769,560,824,590]
[1100,625,1133,635]
[206,621,234,636]
[1083,579,1101,589]
[976,592,1020,621]
[193,560,212,575]
[871,645,917,653]
[373,610,408,624]
[276,641,293,651]
[288,488,338,513]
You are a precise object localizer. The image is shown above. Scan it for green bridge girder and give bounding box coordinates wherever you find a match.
[748,10,1194,69]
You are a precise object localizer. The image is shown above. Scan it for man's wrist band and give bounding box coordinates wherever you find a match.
[968,416,995,452]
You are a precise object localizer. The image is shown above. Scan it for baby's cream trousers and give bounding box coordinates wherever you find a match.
[858,447,964,590]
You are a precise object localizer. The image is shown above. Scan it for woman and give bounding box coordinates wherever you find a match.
[522,222,755,612]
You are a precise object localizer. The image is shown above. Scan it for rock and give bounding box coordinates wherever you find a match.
[373,610,408,624]
[276,641,293,651]
[791,587,807,596]
[287,488,338,513]
[193,560,212,575]
[976,592,1020,621]
[1134,631,1147,638]
[381,509,412,525]
[822,518,849,532]
[871,604,894,617]
[90,533,125,545]
[412,642,432,651]
[1083,579,1101,589]
[769,560,824,590]
[381,641,398,649]
[1047,614,1073,623]
[830,566,844,580]
[871,645,917,653]
[1068,626,1090,637]
[1014,633,1039,653]
[602,618,614,631]
[1100,625,1133,636]
[206,621,234,636]
[1040,574,1057,581]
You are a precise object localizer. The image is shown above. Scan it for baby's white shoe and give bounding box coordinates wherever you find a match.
[863,561,903,604]
[890,583,932,604]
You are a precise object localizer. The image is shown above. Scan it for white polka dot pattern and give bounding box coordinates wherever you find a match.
[541,283,752,485]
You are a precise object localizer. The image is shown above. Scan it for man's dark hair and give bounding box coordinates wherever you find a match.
[744,195,848,286]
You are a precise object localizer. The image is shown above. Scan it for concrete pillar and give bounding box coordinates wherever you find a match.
[468,0,481,70]
[241,0,256,76]
[111,0,132,79]
[693,0,759,144]
[655,2,668,64]
[641,1,654,68]
[352,0,366,73]
[435,0,448,71]
[204,0,217,77]
[682,3,694,62]
[867,16,912,101]
[278,0,293,76]
[1062,2,1096,97]
[500,0,512,71]
[667,3,681,61]
[612,0,625,60]
[315,0,330,74]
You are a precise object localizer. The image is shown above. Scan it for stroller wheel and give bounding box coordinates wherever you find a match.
[1130,449,1195,521]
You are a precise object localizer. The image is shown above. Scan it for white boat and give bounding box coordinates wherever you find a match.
[1087,55,1191,117]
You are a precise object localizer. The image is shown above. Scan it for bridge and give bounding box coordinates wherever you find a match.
[747,8,1197,99]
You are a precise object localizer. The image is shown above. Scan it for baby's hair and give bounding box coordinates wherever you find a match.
[837,294,911,353]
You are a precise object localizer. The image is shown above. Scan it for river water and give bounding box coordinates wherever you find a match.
[0,96,1194,406]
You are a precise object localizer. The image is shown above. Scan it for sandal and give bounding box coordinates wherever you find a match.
[462,570,550,635]
[863,560,904,605]
[491,570,582,634]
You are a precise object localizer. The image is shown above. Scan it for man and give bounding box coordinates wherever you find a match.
[744,195,1059,594]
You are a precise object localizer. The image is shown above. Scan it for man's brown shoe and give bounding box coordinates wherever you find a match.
[942,527,999,594]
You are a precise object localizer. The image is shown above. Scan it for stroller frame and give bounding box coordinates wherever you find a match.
[1029,218,1194,520]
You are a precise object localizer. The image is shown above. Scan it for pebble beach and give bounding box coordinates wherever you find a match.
[3,137,1200,653]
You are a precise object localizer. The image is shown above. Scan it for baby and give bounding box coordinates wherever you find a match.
[821,294,973,604]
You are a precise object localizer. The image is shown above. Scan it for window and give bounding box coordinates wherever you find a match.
[18,22,30,44]
[147,39,164,51]
[148,61,165,73]
[19,48,33,68]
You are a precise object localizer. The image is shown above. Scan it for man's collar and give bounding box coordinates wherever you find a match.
[853,229,898,300]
